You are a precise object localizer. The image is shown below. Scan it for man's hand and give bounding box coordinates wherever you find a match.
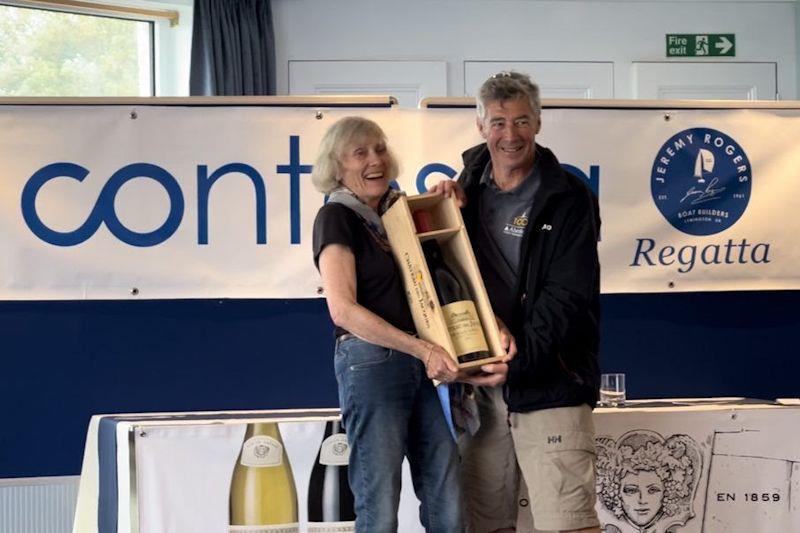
[497,316,517,363]
[458,362,509,387]
[429,179,467,208]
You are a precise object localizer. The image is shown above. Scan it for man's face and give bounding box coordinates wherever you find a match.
[477,96,540,179]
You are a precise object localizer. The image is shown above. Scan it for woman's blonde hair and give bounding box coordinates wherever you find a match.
[311,116,400,194]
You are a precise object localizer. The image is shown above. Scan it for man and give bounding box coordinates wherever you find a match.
[435,71,601,533]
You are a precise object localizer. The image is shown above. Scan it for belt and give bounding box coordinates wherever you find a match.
[336,331,416,342]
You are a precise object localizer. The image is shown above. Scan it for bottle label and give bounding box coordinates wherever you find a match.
[240,436,283,467]
[230,524,299,532]
[319,433,350,466]
[308,521,356,533]
[441,301,489,356]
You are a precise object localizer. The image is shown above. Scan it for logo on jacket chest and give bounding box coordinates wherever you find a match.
[503,213,529,237]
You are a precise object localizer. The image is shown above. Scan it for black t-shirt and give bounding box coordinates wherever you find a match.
[312,203,415,338]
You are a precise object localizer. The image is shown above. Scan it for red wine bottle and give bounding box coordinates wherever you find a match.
[307,420,355,531]
[421,239,490,364]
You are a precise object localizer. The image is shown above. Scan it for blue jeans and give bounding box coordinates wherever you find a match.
[334,336,464,533]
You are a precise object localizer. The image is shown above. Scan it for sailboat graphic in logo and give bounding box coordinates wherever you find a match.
[693,148,714,184]
[680,148,726,206]
[651,127,751,236]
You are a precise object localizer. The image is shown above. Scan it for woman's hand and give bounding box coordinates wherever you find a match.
[497,316,517,363]
[422,343,460,383]
[429,179,467,208]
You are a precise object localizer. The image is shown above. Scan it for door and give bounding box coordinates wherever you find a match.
[633,62,777,100]
[289,60,447,107]
[464,61,614,99]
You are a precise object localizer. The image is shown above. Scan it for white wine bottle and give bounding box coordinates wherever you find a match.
[229,422,299,532]
[307,420,355,532]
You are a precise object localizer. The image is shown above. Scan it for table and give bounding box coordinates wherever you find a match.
[73,399,800,533]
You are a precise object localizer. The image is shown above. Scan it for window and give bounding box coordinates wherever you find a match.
[0,4,154,96]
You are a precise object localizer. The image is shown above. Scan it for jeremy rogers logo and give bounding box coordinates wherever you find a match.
[651,127,751,236]
[631,127,770,274]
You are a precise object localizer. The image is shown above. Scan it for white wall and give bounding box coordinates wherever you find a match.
[152,0,193,96]
[272,0,797,99]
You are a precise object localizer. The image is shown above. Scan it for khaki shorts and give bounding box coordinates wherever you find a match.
[510,404,600,532]
[457,385,522,533]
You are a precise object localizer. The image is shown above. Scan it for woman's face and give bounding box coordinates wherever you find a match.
[337,136,391,209]
[620,470,665,527]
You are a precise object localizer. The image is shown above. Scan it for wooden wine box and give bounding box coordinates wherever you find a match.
[382,192,505,369]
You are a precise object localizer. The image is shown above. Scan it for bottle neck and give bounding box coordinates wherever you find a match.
[413,209,433,233]
[247,422,283,441]
[422,240,444,264]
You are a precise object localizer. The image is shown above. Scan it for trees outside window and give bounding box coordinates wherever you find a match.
[0,5,153,96]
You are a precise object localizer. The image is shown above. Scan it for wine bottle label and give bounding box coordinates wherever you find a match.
[319,433,350,466]
[240,436,283,467]
[308,521,356,533]
[230,524,299,532]
[441,301,489,356]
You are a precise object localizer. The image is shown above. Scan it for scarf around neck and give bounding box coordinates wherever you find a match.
[327,186,402,248]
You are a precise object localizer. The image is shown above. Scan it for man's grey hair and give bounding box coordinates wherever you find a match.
[476,71,541,121]
[311,116,400,194]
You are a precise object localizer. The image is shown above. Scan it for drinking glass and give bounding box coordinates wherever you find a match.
[600,373,626,407]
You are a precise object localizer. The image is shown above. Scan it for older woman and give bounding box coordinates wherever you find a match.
[312,116,498,532]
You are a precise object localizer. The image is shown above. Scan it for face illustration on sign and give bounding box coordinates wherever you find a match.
[596,430,702,533]
[620,470,665,528]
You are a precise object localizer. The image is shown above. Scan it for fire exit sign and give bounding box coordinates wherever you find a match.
[666,34,735,57]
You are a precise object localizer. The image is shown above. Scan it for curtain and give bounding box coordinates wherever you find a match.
[190,0,276,96]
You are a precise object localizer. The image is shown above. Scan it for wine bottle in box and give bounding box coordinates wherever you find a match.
[381,192,504,369]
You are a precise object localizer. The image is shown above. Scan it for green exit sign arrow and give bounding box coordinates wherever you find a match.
[666,34,735,57]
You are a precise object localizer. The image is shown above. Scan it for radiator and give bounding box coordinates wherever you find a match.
[0,476,79,533]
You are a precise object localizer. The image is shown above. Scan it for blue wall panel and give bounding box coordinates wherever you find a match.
[1,291,798,478]
[0,299,338,478]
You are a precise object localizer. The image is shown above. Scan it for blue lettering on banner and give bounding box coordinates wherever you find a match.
[276,135,313,245]
[630,237,770,274]
[416,163,457,193]
[198,163,267,245]
[21,162,184,247]
[21,147,599,247]
[561,164,600,197]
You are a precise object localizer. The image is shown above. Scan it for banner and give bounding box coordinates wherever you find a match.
[2,103,799,299]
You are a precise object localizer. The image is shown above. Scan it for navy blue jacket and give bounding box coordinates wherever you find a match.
[459,143,601,412]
